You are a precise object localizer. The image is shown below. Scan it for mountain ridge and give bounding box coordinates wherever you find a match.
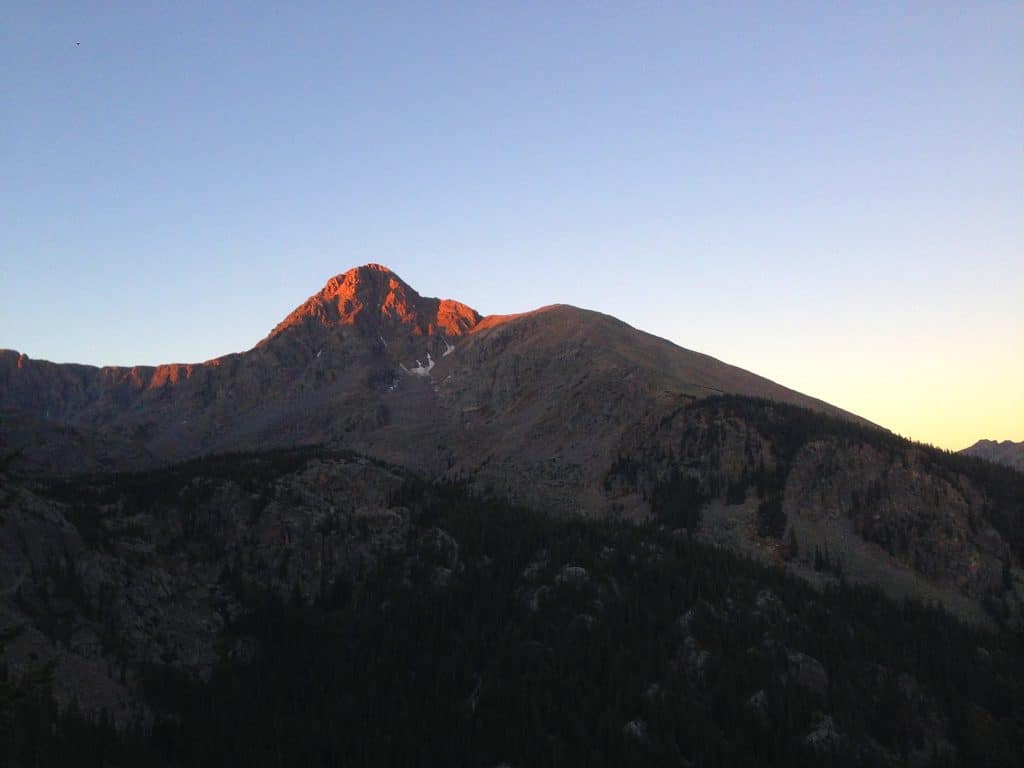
[0,264,868,481]
[961,439,1024,472]
[0,264,867,419]
[1,264,1023,684]
[264,264,482,344]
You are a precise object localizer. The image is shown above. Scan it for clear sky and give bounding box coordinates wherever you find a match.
[2,2,1021,450]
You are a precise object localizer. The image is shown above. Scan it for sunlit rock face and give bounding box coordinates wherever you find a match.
[265,264,481,342]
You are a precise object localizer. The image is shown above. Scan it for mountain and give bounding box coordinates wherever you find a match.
[2,265,1024,765]
[2,264,1023,633]
[962,440,1024,472]
[0,263,858,500]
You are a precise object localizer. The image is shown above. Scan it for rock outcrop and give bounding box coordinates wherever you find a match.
[0,449,432,724]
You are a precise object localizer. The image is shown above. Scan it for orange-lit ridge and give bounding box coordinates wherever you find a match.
[266,264,482,340]
[1,265,535,395]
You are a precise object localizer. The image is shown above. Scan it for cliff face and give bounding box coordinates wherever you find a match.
[780,438,1013,617]
[265,263,480,341]
[605,398,1024,629]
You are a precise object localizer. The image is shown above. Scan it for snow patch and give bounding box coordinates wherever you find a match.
[315,348,323,359]
[404,352,434,377]
[442,338,456,357]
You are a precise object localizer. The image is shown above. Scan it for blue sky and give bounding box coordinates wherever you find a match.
[1,2,1021,448]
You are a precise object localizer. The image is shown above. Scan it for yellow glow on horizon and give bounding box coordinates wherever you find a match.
[696,324,1024,452]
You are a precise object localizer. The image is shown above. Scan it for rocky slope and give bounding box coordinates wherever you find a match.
[606,397,1024,628]
[2,265,1023,631]
[2,453,1021,767]
[0,263,858,506]
[962,440,1024,472]
[0,448,422,724]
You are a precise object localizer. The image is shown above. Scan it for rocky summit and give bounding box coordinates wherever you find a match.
[266,263,481,341]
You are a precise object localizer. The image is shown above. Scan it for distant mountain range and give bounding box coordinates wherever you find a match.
[961,439,1024,472]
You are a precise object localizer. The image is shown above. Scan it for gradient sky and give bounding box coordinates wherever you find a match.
[2,2,1021,450]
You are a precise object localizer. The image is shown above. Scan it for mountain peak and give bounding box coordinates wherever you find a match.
[331,262,398,286]
[266,264,481,341]
[961,439,1024,471]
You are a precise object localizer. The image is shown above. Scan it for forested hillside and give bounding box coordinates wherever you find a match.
[3,463,1022,767]
[607,396,1024,628]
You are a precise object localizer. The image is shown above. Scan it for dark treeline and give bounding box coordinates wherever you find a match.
[42,445,384,510]
[3,480,1023,767]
